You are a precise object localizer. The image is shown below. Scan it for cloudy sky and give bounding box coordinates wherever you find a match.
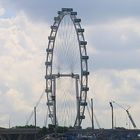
[0,0,140,129]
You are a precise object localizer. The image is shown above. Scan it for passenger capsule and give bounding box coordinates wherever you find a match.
[45,61,52,66]
[57,11,63,15]
[54,16,60,21]
[80,102,87,106]
[77,28,84,33]
[51,25,58,30]
[49,114,53,118]
[45,88,52,93]
[80,115,85,119]
[82,86,89,91]
[62,8,73,12]
[82,71,89,75]
[45,75,52,79]
[80,41,87,45]
[47,102,53,106]
[74,18,81,23]
[71,12,77,15]
[48,36,55,40]
[46,48,53,53]
[82,56,89,60]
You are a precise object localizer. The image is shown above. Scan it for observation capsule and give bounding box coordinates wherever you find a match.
[48,36,55,41]
[54,16,60,21]
[74,18,81,23]
[77,28,84,33]
[46,48,53,53]
[82,71,89,76]
[82,56,89,60]
[45,61,52,66]
[80,102,87,106]
[82,86,89,91]
[51,25,58,30]
[80,41,87,45]
[47,102,53,106]
[62,8,73,12]
[80,115,85,119]
[71,12,77,15]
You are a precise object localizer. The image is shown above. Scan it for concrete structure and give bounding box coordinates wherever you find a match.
[0,128,39,140]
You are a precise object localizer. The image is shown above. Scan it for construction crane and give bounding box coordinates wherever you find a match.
[109,102,114,129]
[112,101,137,129]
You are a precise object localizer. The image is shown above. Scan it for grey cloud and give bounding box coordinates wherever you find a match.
[86,19,140,70]
[1,0,140,24]
[89,50,140,70]
[0,84,9,93]
[89,29,140,52]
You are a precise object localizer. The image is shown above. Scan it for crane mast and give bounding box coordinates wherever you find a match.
[111,101,137,129]
[126,109,137,128]
[109,102,114,129]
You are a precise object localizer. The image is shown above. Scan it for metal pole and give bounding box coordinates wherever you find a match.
[9,117,11,129]
[109,102,114,129]
[34,106,37,140]
[75,77,80,128]
[53,78,57,127]
[53,78,57,138]
[91,98,94,130]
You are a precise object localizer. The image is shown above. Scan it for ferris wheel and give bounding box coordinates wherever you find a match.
[45,8,89,128]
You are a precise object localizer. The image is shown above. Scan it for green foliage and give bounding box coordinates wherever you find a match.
[14,125,40,129]
[38,126,49,138]
[48,124,69,133]
[48,124,55,132]
[56,126,68,133]
[13,124,72,138]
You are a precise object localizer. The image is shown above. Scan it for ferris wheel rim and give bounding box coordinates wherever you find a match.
[45,8,89,127]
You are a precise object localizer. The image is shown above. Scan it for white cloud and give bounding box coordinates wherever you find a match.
[0,5,140,130]
[5,89,31,112]
[0,11,50,127]
[85,18,140,70]
[0,6,5,16]
[86,18,140,52]
[86,69,140,128]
